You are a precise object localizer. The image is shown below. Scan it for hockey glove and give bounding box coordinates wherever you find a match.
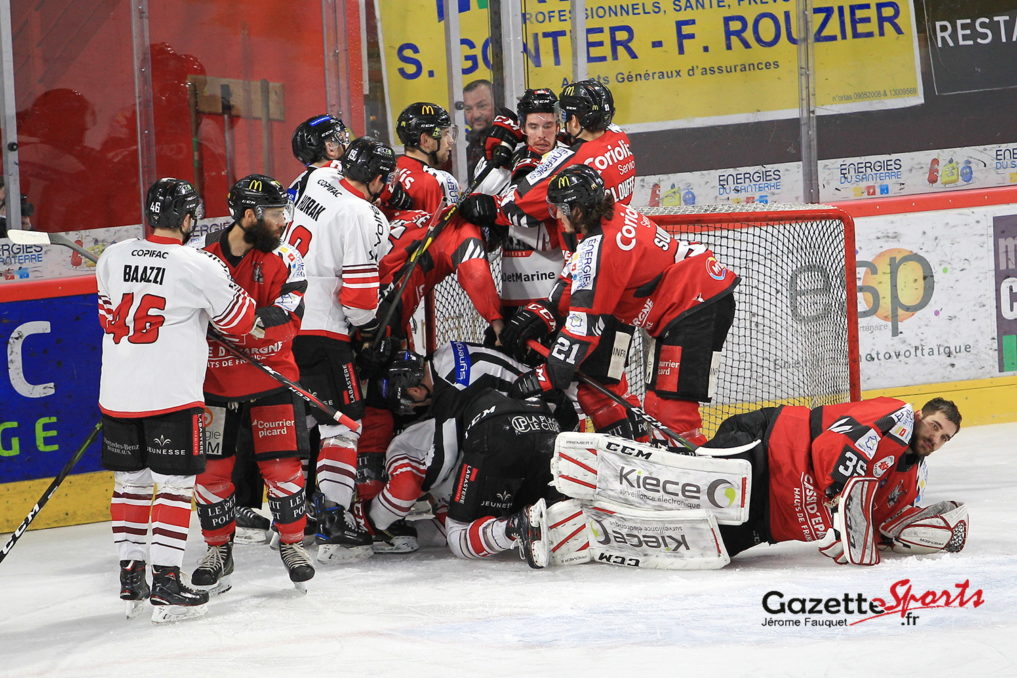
[379,180,413,211]
[511,152,542,182]
[356,334,397,379]
[459,194,498,229]
[501,300,559,361]
[353,317,381,345]
[818,477,880,566]
[483,115,523,170]
[509,364,555,399]
[248,315,266,340]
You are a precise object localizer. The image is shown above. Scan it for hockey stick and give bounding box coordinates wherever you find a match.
[372,161,498,349]
[0,421,102,565]
[5,230,360,433]
[525,340,758,457]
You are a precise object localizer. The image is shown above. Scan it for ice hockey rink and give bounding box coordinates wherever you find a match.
[2,421,1015,678]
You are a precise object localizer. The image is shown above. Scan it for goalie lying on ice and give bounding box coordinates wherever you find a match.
[528,396,967,570]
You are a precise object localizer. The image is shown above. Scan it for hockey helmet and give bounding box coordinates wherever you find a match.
[517,88,558,121]
[227,174,288,222]
[291,114,350,165]
[546,164,606,216]
[558,80,614,131]
[381,350,427,407]
[341,137,397,185]
[396,102,453,148]
[145,178,204,230]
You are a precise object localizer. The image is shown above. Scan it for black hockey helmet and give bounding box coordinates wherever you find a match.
[291,114,350,165]
[396,102,453,148]
[227,174,288,221]
[341,137,397,185]
[558,80,614,131]
[517,88,558,121]
[145,178,204,230]
[381,350,427,408]
[546,164,606,215]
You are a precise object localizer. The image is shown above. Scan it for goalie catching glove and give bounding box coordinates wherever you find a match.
[879,501,968,554]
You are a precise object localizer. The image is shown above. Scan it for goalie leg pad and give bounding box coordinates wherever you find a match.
[586,500,729,570]
[551,432,751,525]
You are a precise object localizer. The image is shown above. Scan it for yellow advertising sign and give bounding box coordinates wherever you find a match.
[377,0,922,133]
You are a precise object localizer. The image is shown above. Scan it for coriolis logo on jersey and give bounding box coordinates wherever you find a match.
[586,139,632,173]
[615,209,643,251]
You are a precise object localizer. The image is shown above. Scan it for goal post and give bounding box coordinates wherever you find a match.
[425,202,860,436]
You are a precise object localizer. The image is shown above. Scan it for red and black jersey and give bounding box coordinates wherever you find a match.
[393,155,460,215]
[556,203,738,360]
[380,209,501,330]
[765,397,922,543]
[202,226,307,399]
[498,125,635,251]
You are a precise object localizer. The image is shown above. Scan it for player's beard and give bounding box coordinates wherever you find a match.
[244,217,282,252]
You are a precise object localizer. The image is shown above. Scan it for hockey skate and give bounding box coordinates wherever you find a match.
[371,519,420,554]
[506,498,549,569]
[191,542,234,596]
[235,506,271,544]
[313,496,372,564]
[150,565,209,623]
[279,541,315,592]
[119,559,150,619]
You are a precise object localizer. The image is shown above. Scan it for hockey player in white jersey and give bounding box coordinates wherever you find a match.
[97,178,259,621]
[283,136,395,563]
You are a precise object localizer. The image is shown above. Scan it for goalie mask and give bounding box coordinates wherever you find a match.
[292,114,350,165]
[880,501,969,554]
[146,178,204,231]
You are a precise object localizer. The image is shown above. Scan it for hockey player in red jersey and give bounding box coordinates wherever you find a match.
[392,102,460,215]
[97,178,258,621]
[283,136,394,563]
[379,208,503,345]
[462,81,645,440]
[509,165,739,445]
[190,174,315,592]
[705,397,965,564]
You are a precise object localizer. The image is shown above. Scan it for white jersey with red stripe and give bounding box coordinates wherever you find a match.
[284,167,391,340]
[96,234,257,417]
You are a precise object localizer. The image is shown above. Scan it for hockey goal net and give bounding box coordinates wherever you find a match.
[426,203,860,436]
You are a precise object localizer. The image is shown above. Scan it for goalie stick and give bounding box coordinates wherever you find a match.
[6,229,360,433]
[0,422,102,565]
[525,339,757,456]
[372,161,497,349]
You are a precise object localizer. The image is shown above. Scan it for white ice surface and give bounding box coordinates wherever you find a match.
[2,422,1015,678]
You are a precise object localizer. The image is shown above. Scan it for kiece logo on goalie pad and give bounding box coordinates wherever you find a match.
[589,517,690,553]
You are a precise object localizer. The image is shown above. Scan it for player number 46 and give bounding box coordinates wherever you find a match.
[103,293,167,344]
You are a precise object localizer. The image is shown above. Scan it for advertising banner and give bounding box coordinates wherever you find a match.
[630,141,1017,207]
[922,1,1017,95]
[377,0,924,135]
[854,205,1015,390]
[0,289,103,483]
